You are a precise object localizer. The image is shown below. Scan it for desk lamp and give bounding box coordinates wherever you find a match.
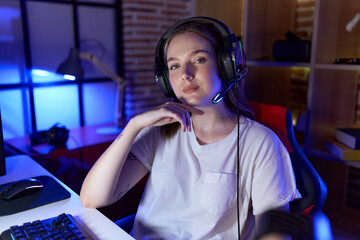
[57,48,125,135]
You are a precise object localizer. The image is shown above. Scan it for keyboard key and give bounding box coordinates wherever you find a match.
[59,226,73,238]
[0,213,92,240]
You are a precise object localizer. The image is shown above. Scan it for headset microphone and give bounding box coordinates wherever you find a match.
[212,66,248,104]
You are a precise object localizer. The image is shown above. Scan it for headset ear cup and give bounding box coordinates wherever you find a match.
[154,56,175,97]
[218,34,237,81]
[218,47,235,81]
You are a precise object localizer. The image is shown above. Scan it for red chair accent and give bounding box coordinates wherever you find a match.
[249,102,327,215]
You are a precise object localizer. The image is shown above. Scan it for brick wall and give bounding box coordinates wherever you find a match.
[121,0,195,120]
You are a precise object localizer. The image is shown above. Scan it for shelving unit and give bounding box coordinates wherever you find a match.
[196,0,360,237]
[307,0,360,154]
[197,0,360,237]
[242,0,360,157]
[241,0,360,237]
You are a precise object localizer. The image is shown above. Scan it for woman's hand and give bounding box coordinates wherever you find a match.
[133,102,203,132]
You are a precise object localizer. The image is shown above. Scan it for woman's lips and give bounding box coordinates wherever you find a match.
[183,85,199,94]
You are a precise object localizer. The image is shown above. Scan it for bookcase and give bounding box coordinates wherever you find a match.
[239,0,360,237]
[242,0,360,160]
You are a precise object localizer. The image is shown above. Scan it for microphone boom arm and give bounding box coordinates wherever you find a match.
[212,67,248,104]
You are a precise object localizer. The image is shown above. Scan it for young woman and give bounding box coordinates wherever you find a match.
[80,17,301,239]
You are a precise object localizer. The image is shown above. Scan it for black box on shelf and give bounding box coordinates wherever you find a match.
[273,40,311,62]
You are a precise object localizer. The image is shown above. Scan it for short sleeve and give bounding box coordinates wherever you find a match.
[130,126,161,170]
[251,129,301,215]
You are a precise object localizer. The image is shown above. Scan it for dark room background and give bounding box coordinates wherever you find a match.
[0,0,197,140]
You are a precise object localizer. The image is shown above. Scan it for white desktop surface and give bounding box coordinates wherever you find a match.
[0,155,134,240]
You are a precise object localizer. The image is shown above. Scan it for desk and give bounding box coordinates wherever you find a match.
[4,124,142,222]
[5,123,117,161]
[5,124,118,194]
[0,155,134,240]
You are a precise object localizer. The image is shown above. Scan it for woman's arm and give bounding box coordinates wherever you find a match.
[80,118,146,208]
[80,102,203,208]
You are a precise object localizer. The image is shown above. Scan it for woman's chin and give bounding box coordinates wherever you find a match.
[178,95,213,107]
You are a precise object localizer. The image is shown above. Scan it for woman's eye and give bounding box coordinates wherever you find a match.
[169,64,180,70]
[195,57,206,64]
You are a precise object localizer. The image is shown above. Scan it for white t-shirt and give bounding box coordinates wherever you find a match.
[130,117,301,239]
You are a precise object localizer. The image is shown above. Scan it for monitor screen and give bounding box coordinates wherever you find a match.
[0,109,6,176]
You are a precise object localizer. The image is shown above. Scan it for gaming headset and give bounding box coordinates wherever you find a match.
[153,16,247,103]
[30,123,69,147]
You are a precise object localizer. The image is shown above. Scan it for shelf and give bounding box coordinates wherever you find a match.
[247,61,360,71]
[314,63,360,71]
[308,148,360,169]
[247,60,311,68]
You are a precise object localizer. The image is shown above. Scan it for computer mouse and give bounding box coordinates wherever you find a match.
[0,178,43,201]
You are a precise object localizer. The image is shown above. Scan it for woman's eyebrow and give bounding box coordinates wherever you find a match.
[167,49,211,63]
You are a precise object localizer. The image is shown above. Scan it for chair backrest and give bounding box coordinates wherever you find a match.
[249,102,327,215]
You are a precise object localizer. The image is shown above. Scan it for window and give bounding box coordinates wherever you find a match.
[0,0,123,139]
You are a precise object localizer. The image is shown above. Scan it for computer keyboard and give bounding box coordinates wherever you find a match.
[0,213,92,240]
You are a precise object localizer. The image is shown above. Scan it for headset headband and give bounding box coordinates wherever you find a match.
[155,17,233,57]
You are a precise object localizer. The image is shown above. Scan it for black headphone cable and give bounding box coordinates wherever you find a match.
[235,81,241,239]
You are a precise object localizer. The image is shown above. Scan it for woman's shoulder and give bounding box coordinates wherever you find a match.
[241,117,284,148]
[241,117,275,136]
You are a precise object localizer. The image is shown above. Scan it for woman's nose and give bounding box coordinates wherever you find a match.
[181,63,195,81]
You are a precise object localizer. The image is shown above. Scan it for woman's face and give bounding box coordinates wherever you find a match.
[166,32,223,107]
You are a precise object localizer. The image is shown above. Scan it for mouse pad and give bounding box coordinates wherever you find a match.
[0,175,71,216]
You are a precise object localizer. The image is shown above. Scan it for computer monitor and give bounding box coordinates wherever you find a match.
[0,109,6,176]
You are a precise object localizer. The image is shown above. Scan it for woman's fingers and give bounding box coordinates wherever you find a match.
[164,103,189,132]
[165,102,203,132]
[137,102,203,132]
